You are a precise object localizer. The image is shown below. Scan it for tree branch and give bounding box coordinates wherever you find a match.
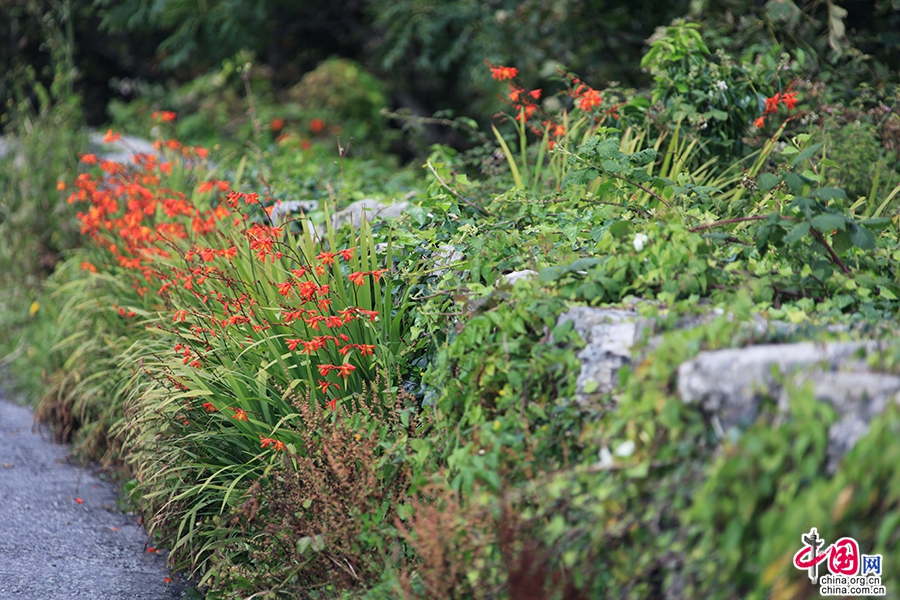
[609,173,673,209]
[809,228,852,274]
[426,161,495,217]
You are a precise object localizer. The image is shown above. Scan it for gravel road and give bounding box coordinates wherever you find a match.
[0,398,192,599]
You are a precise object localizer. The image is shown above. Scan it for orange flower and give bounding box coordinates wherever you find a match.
[103,129,121,143]
[335,363,356,379]
[309,118,325,134]
[273,440,286,451]
[277,280,295,298]
[578,89,602,111]
[354,344,376,356]
[317,379,339,394]
[781,91,798,110]
[297,280,319,301]
[173,309,189,323]
[80,153,98,165]
[270,118,286,132]
[152,111,177,122]
[197,181,214,194]
[356,308,379,321]
[231,407,248,422]
[347,271,366,286]
[202,402,218,413]
[317,251,336,265]
[764,92,781,115]
[300,139,312,151]
[57,180,67,191]
[753,116,766,128]
[299,338,327,354]
[337,247,355,260]
[514,104,536,123]
[260,435,276,449]
[80,261,98,273]
[489,64,518,81]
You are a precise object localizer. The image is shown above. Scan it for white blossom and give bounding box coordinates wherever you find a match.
[614,440,636,457]
[633,233,649,252]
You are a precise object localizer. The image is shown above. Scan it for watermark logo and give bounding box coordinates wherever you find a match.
[792,527,886,596]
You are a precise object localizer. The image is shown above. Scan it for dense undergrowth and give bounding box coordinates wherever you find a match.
[2,13,900,600]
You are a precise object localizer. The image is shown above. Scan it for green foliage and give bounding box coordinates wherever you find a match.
[690,0,900,97]
[642,20,776,159]
[94,0,272,69]
[820,114,900,210]
[0,0,87,402]
[289,58,385,127]
[6,11,900,600]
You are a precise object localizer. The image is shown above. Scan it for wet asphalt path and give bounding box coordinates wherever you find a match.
[0,398,191,599]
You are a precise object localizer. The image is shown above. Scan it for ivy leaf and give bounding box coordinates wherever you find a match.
[810,213,846,232]
[848,223,875,250]
[783,221,810,244]
[758,174,781,191]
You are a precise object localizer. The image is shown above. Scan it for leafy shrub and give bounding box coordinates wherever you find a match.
[820,112,900,208]
[286,58,388,145]
[0,0,87,402]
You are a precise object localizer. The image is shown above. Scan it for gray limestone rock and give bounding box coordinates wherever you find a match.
[677,340,900,468]
[556,306,642,403]
[329,198,408,231]
[87,131,158,164]
[677,341,876,429]
[777,370,900,472]
[268,200,319,224]
[501,269,538,286]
